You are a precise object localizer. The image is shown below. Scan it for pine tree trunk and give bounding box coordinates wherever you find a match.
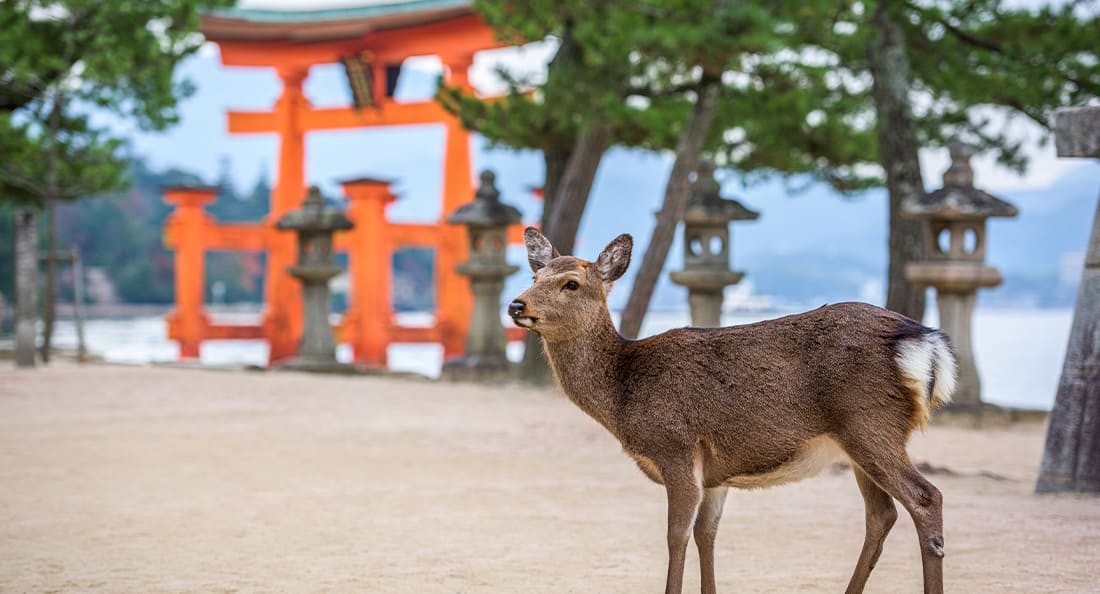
[41,95,62,363]
[514,19,617,386]
[868,2,926,321]
[544,121,614,254]
[14,208,38,368]
[518,148,571,386]
[619,80,721,339]
[1037,105,1100,493]
[517,125,614,385]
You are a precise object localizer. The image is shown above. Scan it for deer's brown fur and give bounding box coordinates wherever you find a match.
[510,228,956,594]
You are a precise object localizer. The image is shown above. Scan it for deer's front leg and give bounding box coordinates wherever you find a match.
[694,486,728,594]
[663,464,704,594]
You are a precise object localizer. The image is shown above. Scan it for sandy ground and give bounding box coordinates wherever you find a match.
[1,363,1098,594]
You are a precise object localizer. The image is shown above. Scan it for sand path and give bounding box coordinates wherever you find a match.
[1,363,1097,593]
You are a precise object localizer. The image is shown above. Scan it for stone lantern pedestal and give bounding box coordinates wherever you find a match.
[669,160,759,328]
[441,170,522,381]
[903,144,1018,409]
[276,187,357,373]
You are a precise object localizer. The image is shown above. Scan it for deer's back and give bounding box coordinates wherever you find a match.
[611,302,921,478]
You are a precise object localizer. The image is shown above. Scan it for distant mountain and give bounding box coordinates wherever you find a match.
[983,164,1097,307]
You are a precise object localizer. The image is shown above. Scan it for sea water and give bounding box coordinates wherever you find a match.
[47,308,1072,411]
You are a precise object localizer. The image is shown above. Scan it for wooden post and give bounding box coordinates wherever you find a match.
[34,247,87,361]
[341,178,396,367]
[265,67,310,364]
[70,244,87,362]
[1037,105,1100,493]
[164,187,216,360]
[438,55,476,358]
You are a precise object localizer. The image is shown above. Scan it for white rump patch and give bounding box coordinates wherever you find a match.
[896,332,957,427]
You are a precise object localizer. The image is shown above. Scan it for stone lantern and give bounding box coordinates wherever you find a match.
[276,186,356,373]
[903,143,1018,409]
[670,160,759,327]
[441,170,522,381]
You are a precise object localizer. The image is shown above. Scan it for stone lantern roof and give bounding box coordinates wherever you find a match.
[338,175,394,186]
[277,186,354,232]
[682,160,760,224]
[903,143,1018,221]
[448,170,522,227]
[161,183,219,193]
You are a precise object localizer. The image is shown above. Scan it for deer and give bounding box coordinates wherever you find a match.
[508,228,957,594]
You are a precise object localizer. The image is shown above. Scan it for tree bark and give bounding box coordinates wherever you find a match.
[1037,105,1100,493]
[14,208,38,368]
[619,80,721,339]
[544,121,615,254]
[517,126,614,385]
[514,17,618,385]
[41,94,62,363]
[518,148,571,386]
[868,2,927,321]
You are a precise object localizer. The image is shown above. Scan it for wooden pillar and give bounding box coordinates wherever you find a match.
[264,67,310,364]
[341,178,396,367]
[438,55,476,358]
[164,187,216,359]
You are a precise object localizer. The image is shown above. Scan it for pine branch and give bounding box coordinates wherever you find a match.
[625,80,701,98]
[904,1,1005,53]
[940,21,1004,53]
[0,167,46,196]
[1000,96,1052,130]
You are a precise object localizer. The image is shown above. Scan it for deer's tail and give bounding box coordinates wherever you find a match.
[894,323,958,430]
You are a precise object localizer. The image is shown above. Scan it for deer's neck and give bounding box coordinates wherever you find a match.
[541,311,627,430]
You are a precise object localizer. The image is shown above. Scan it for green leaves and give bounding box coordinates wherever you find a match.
[448,0,1098,195]
[885,0,1098,170]
[0,0,232,207]
[0,111,127,207]
[445,0,886,191]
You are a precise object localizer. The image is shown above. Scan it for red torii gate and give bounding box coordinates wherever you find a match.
[165,2,526,366]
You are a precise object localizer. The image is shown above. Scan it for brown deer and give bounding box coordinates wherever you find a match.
[509,228,956,594]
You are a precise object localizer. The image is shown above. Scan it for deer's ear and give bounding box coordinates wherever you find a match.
[524,227,559,272]
[596,233,632,285]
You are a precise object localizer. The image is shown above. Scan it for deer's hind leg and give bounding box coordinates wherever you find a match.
[838,435,945,594]
[844,467,898,594]
[694,486,728,594]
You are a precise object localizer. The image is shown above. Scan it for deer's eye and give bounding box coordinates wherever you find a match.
[563,280,579,291]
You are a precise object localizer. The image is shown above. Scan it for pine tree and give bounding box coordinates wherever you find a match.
[0,0,232,365]
[445,0,1099,382]
[817,1,1100,320]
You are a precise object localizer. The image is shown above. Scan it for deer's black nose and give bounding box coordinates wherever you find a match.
[508,300,526,317]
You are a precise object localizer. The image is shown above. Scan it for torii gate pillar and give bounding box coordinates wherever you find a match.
[438,55,476,358]
[265,67,310,363]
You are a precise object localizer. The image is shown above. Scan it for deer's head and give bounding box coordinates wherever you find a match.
[509,227,632,342]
